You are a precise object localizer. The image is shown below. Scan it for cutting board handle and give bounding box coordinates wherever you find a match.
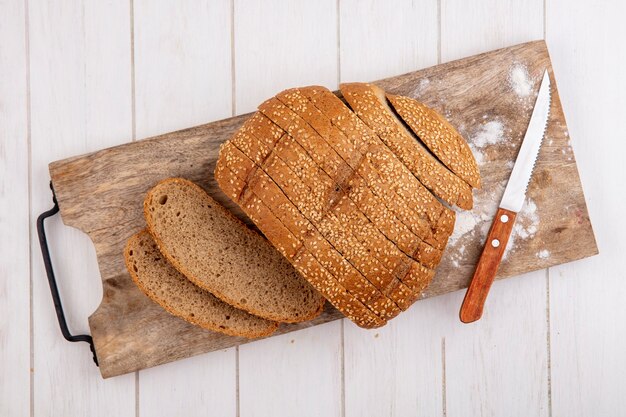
[36,181,99,366]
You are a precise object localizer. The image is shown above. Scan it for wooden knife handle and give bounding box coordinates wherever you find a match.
[460,207,517,323]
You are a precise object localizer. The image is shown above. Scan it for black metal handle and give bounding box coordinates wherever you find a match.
[36,181,98,366]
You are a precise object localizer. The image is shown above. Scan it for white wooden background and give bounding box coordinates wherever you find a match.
[1,0,624,415]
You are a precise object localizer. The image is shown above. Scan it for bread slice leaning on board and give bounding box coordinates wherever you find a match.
[142,178,326,324]
[215,83,480,328]
[125,230,279,338]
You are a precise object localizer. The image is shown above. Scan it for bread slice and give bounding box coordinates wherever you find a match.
[340,82,474,209]
[387,93,480,188]
[125,230,278,338]
[144,178,325,323]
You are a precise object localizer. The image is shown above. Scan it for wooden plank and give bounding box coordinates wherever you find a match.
[139,350,237,416]
[28,0,135,414]
[339,2,442,415]
[234,0,339,114]
[439,2,550,415]
[0,1,30,416]
[547,1,626,414]
[47,41,597,378]
[239,322,343,417]
[441,0,545,59]
[340,0,438,82]
[132,2,237,416]
[233,2,343,414]
[444,273,550,416]
[134,0,232,139]
[344,305,444,416]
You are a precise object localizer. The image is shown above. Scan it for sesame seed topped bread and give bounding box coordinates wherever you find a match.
[216,148,392,325]
[340,82,475,210]
[299,86,452,248]
[144,178,325,323]
[275,88,443,259]
[214,84,480,328]
[124,230,278,338]
[218,140,403,320]
[249,145,404,319]
[386,93,481,188]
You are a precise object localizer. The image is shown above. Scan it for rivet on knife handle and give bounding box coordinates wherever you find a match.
[460,207,517,323]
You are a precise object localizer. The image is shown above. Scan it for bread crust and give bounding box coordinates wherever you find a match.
[144,178,325,324]
[124,230,279,338]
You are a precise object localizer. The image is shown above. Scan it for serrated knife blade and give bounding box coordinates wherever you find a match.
[500,70,552,213]
[460,70,552,323]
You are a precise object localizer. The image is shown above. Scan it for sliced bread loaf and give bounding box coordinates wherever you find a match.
[215,84,480,327]
[232,116,428,312]
[218,141,401,320]
[125,230,278,338]
[144,178,325,323]
[218,167,388,328]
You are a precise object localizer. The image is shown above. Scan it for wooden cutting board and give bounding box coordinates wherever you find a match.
[49,40,597,378]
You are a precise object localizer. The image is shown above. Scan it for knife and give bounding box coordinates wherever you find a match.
[459,69,552,323]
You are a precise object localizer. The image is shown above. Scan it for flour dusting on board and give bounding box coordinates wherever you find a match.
[509,64,532,98]
[537,249,551,260]
[446,181,541,267]
[467,120,508,166]
[446,182,504,267]
[411,78,431,97]
[473,121,505,147]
